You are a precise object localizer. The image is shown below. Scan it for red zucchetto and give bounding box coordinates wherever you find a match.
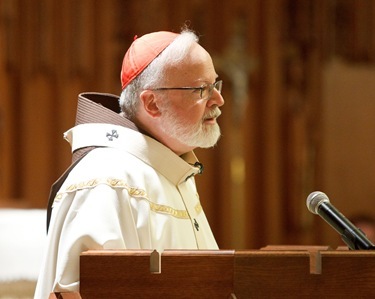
[120,31,179,89]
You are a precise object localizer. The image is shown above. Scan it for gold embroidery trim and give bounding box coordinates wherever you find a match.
[195,203,202,214]
[54,178,202,219]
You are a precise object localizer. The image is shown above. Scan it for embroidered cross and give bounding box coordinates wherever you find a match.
[106,129,119,141]
[193,218,199,231]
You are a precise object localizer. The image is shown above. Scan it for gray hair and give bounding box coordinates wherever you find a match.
[119,30,199,119]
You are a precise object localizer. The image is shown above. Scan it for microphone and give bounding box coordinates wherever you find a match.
[306,191,375,250]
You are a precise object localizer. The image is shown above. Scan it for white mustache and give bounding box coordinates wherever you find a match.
[204,108,221,120]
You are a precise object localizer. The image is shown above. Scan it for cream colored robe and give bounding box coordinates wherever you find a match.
[34,95,218,299]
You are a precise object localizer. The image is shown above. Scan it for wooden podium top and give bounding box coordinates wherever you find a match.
[50,246,375,298]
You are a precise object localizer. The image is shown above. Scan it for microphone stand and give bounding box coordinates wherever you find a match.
[341,228,375,250]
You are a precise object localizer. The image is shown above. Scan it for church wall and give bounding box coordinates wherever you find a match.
[1,0,375,249]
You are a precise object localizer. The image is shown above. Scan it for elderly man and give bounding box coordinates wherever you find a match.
[34,29,224,298]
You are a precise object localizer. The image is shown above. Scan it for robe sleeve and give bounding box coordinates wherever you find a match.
[52,183,140,292]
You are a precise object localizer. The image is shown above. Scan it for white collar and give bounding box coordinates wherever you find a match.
[64,123,201,185]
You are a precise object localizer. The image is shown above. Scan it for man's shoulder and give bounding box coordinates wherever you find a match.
[67,147,136,177]
[70,146,169,180]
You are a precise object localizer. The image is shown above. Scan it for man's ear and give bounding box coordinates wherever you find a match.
[139,90,161,117]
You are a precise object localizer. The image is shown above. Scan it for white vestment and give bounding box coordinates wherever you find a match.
[34,95,218,299]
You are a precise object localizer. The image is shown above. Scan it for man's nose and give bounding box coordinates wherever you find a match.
[208,88,224,107]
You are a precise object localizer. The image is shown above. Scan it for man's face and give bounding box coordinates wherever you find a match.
[157,43,224,150]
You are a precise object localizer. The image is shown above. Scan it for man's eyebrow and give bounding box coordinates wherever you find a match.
[195,75,220,84]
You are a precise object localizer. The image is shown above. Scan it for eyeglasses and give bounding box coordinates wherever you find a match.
[151,80,223,100]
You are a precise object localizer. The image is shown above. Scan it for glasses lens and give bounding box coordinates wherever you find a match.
[206,81,222,99]
[200,80,223,100]
[214,80,222,93]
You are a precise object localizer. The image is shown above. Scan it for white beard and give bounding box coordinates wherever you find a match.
[159,106,222,148]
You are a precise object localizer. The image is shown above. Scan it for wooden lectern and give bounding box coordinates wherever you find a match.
[50,246,375,298]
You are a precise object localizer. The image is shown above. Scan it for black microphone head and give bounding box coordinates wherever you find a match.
[306,191,330,214]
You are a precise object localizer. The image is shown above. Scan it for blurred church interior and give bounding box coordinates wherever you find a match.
[1,0,375,297]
